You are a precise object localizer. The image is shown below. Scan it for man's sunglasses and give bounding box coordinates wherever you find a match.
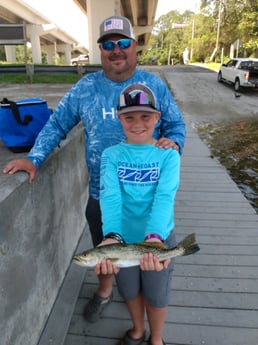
[117,90,156,110]
[101,38,132,51]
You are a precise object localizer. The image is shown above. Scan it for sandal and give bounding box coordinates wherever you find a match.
[119,329,146,345]
[83,292,113,323]
[148,336,166,345]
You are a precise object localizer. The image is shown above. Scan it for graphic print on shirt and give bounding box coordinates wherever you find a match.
[102,107,117,120]
[118,161,160,184]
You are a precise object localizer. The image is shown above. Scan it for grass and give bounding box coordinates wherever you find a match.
[191,62,221,72]
[0,73,81,84]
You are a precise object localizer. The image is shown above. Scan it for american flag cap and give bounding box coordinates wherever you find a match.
[97,16,135,43]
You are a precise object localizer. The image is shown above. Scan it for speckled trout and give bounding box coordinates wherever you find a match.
[73,233,200,268]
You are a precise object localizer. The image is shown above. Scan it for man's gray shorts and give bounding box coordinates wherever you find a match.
[115,231,176,308]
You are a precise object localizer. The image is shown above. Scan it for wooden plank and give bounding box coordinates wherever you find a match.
[80,270,258,294]
[70,304,258,328]
[65,315,258,345]
[184,234,258,244]
[174,263,258,278]
[77,289,258,310]
[174,226,257,235]
[190,243,258,255]
[61,72,258,345]
[175,212,257,221]
[175,254,258,266]
[176,218,257,229]
[176,198,255,211]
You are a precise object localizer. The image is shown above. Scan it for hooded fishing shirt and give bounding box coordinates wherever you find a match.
[27,69,185,200]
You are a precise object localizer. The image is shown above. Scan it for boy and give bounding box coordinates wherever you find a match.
[96,83,180,345]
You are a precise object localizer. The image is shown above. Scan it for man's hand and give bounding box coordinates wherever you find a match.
[156,137,179,151]
[3,159,37,183]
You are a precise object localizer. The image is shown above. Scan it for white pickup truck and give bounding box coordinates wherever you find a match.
[70,54,89,66]
[217,58,258,92]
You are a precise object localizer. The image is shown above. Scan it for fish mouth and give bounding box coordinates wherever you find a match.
[73,256,82,263]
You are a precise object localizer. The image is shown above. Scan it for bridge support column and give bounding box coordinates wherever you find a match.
[43,45,55,64]
[58,43,72,64]
[26,24,42,63]
[87,0,120,64]
[4,46,16,62]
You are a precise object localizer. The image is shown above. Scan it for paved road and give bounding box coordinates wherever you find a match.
[156,64,258,123]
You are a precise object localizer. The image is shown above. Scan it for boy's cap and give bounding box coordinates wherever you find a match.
[117,84,158,115]
[97,16,135,43]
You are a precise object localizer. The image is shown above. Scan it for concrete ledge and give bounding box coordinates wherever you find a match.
[37,226,92,345]
[0,123,89,345]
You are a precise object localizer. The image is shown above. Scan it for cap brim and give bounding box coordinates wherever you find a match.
[97,32,135,43]
[118,106,158,115]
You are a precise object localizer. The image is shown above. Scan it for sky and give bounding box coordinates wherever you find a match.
[23,0,88,47]
[155,0,200,19]
[22,0,199,48]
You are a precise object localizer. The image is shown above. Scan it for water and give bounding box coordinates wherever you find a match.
[195,117,258,214]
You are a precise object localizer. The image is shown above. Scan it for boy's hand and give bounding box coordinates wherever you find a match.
[94,239,120,275]
[140,252,170,271]
[3,159,37,183]
[94,259,120,275]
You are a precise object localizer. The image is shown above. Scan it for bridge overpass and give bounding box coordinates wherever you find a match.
[0,0,159,64]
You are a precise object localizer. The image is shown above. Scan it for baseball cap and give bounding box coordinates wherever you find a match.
[117,84,158,115]
[97,16,135,43]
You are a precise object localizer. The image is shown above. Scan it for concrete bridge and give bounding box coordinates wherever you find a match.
[0,0,158,64]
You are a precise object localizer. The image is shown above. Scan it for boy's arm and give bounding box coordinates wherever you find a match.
[99,150,123,237]
[145,149,180,239]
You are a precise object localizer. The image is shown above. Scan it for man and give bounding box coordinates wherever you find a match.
[3,15,185,323]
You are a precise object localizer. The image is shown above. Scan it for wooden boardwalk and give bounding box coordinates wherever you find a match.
[38,68,258,345]
[45,118,257,345]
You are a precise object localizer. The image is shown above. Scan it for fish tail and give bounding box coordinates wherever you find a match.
[177,233,200,256]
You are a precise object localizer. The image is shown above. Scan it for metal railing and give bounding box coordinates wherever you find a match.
[0,64,102,75]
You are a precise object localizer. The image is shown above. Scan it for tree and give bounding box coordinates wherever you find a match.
[138,1,257,65]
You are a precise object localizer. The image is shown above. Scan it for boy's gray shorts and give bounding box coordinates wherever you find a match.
[115,231,176,308]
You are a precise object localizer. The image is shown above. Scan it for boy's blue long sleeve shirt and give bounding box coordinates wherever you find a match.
[27,68,185,199]
[100,143,180,243]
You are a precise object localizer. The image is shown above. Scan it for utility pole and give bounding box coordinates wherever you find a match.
[190,16,195,60]
[167,44,172,65]
[190,1,198,61]
[215,0,222,51]
[210,0,222,61]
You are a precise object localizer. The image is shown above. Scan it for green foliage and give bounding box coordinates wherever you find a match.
[0,46,6,60]
[141,1,257,64]
[1,46,61,65]
[0,72,80,84]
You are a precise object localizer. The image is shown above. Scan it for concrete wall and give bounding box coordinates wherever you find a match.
[0,123,89,345]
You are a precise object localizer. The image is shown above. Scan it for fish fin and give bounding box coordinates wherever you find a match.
[110,258,120,263]
[137,242,168,249]
[177,233,200,256]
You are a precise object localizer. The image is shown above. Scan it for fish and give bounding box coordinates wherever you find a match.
[73,233,200,268]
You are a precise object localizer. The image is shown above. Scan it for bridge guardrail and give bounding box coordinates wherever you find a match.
[0,64,102,74]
